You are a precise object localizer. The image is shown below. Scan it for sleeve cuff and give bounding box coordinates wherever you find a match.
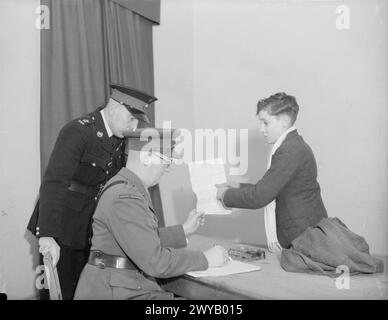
[158,224,187,249]
[220,189,231,209]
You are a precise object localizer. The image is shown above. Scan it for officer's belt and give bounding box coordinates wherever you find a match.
[68,180,100,196]
[88,250,137,270]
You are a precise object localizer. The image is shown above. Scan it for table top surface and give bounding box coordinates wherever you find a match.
[178,235,388,300]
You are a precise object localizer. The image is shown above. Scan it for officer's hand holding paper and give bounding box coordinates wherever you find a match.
[182,209,205,237]
[188,158,232,215]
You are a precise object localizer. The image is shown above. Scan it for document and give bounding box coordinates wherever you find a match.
[186,259,261,278]
[188,158,232,215]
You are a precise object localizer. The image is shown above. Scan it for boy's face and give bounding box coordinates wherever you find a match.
[258,110,290,144]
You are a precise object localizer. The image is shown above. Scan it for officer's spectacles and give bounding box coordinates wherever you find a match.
[152,152,173,169]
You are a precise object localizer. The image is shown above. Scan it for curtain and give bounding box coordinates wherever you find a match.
[110,0,160,24]
[40,0,164,225]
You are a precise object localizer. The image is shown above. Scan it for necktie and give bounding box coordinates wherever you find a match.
[111,136,122,149]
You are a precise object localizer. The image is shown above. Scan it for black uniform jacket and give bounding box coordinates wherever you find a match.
[223,130,328,248]
[27,108,125,249]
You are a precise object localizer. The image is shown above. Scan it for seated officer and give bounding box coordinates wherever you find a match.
[74,128,229,300]
[27,84,155,300]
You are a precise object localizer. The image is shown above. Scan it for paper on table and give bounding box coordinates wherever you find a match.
[186,259,261,278]
[188,158,232,215]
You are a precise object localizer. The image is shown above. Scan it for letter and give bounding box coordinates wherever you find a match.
[214,305,222,314]
[140,128,160,164]
[145,306,151,315]
[335,265,350,289]
[172,307,179,318]
[162,120,173,159]
[194,128,227,162]
[35,5,50,30]
[228,129,248,176]
[35,265,48,290]
[173,128,193,165]
[336,5,350,30]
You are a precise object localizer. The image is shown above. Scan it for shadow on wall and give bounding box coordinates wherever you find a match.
[24,230,39,299]
[24,197,40,299]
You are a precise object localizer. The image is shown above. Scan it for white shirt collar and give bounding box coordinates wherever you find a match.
[100,109,113,138]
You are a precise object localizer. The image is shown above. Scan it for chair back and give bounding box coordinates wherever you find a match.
[43,253,62,300]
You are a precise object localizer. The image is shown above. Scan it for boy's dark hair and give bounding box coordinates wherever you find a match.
[256,92,299,124]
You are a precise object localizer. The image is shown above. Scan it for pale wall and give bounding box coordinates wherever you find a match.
[0,0,41,299]
[154,0,388,255]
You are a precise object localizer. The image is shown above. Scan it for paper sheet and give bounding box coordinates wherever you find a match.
[188,158,232,215]
[186,259,261,278]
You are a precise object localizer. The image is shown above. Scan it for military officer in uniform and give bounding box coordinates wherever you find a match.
[27,84,157,300]
[74,128,229,300]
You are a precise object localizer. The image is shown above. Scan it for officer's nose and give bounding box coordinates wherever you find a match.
[132,118,139,130]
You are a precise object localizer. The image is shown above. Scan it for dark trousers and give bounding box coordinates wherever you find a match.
[40,245,89,300]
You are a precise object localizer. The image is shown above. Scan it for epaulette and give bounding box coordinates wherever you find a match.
[118,182,142,200]
[119,193,143,200]
[77,114,95,126]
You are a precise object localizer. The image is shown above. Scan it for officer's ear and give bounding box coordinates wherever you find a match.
[106,98,121,115]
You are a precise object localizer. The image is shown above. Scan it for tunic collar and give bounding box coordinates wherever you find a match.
[117,167,154,210]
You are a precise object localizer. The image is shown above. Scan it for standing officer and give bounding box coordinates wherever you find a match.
[74,128,229,300]
[27,84,157,300]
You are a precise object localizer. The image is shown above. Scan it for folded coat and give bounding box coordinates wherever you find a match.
[280,217,384,277]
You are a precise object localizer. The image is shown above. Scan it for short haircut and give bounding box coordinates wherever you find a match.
[256,92,299,124]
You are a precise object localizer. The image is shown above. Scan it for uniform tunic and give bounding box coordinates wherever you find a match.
[74,168,208,300]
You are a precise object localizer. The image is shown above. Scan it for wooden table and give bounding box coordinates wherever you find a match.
[160,235,388,300]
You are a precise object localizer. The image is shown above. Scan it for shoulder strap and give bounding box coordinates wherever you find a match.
[76,114,95,126]
[97,180,127,205]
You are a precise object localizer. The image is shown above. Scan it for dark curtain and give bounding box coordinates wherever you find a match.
[110,0,160,24]
[40,0,164,225]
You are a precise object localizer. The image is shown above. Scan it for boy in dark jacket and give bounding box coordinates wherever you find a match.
[216,93,328,250]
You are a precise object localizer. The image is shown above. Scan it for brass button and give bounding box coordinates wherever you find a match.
[92,163,96,167]
[36,232,40,235]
